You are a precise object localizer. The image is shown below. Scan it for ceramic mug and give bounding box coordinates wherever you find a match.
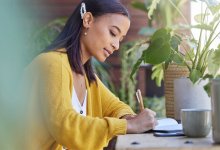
[181,109,211,137]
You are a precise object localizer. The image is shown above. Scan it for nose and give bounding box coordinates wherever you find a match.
[111,40,120,51]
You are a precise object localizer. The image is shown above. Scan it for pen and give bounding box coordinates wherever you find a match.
[136,89,144,111]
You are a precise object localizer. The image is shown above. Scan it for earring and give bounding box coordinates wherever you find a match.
[84,28,88,36]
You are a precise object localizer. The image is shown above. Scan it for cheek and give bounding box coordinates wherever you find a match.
[91,27,110,48]
[84,26,111,60]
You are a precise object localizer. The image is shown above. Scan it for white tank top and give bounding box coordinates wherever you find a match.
[72,87,87,116]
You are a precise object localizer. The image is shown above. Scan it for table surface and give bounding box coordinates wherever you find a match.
[115,132,220,150]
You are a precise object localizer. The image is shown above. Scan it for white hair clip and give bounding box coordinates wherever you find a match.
[80,2,87,19]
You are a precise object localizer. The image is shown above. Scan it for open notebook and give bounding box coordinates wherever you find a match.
[150,118,184,137]
[153,118,183,133]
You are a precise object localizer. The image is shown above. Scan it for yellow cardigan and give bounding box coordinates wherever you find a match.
[25,51,134,150]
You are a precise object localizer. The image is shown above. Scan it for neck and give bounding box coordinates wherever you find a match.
[80,39,91,65]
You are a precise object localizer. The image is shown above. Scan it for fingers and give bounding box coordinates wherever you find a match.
[146,115,157,129]
[121,114,136,120]
[126,108,158,133]
[142,109,157,130]
[146,109,158,128]
[144,108,156,116]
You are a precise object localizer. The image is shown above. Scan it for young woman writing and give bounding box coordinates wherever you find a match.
[25,0,157,149]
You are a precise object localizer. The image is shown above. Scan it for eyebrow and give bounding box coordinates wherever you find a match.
[112,25,126,40]
[112,26,121,33]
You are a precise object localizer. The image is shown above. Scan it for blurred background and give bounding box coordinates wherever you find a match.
[1,0,193,116]
[2,0,220,149]
[26,0,190,116]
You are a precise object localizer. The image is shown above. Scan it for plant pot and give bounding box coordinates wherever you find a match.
[164,63,189,118]
[174,77,211,120]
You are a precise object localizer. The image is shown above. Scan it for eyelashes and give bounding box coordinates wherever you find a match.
[109,30,123,42]
[110,30,116,37]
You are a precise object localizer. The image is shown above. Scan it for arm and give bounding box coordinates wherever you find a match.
[37,54,127,149]
[95,77,158,133]
[96,77,135,118]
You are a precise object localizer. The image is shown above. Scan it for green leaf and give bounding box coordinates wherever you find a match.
[194,13,209,23]
[151,28,171,42]
[165,51,174,64]
[208,4,220,15]
[130,58,143,81]
[172,53,184,65]
[210,13,220,26]
[143,38,171,64]
[164,61,169,70]
[178,22,214,32]
[208,50,220,76]
[147,0,161,19]
[203,81,211,97]
[203,74,213,80]
[189,69,202,84]
[170,34,182,51]
[190,24,213,31]
[155,69,164,86]
[212,45,220,64]
[135,28,172,65]
[185,48,195,61]
[131,1,148,12]
[151,64,164,87]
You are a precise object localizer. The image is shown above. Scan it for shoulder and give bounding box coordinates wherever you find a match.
[27,51,71,75]
[34,51,63,65]
[32,51,69,68]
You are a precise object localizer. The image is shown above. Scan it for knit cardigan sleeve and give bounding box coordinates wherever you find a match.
[36,53,127,150]
[96,77,135,118]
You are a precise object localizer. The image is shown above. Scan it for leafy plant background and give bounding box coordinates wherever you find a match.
[130,0,189,87]
[131,0,220,90]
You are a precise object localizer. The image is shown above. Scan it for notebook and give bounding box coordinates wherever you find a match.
[153,118,183,133]
[152,118,184,137]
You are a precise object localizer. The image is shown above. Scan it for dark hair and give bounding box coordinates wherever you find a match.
[45,0,130,84]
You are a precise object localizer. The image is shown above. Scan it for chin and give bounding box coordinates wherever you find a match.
[99,57,107,62]
[94,56,107,62]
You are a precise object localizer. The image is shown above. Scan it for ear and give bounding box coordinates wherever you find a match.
[82,12,94,28]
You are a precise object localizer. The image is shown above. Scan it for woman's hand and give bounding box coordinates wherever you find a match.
[120,114,136,120]
[125,108,157,133]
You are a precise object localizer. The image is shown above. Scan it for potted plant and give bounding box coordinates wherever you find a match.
[130,0,191,117]
[131,0,190,85]
[130,0,220,119]
[131,0,220,86]
[173,0,220,119]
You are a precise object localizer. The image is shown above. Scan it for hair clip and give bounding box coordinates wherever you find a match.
[80,2,87,19]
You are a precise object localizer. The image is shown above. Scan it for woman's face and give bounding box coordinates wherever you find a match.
[80,13,130,63]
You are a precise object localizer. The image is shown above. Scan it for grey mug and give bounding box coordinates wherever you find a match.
[181,109,211,137]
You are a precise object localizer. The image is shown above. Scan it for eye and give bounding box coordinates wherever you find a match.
[110,30,116,37]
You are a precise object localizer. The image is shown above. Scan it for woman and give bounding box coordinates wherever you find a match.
[25,0,157,149]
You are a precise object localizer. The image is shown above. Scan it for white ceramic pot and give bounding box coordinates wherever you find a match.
[174,77,211,120]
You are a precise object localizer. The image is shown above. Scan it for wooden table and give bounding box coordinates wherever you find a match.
[115,133,220,150]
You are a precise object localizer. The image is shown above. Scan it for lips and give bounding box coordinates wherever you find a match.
[103,48,112,56]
